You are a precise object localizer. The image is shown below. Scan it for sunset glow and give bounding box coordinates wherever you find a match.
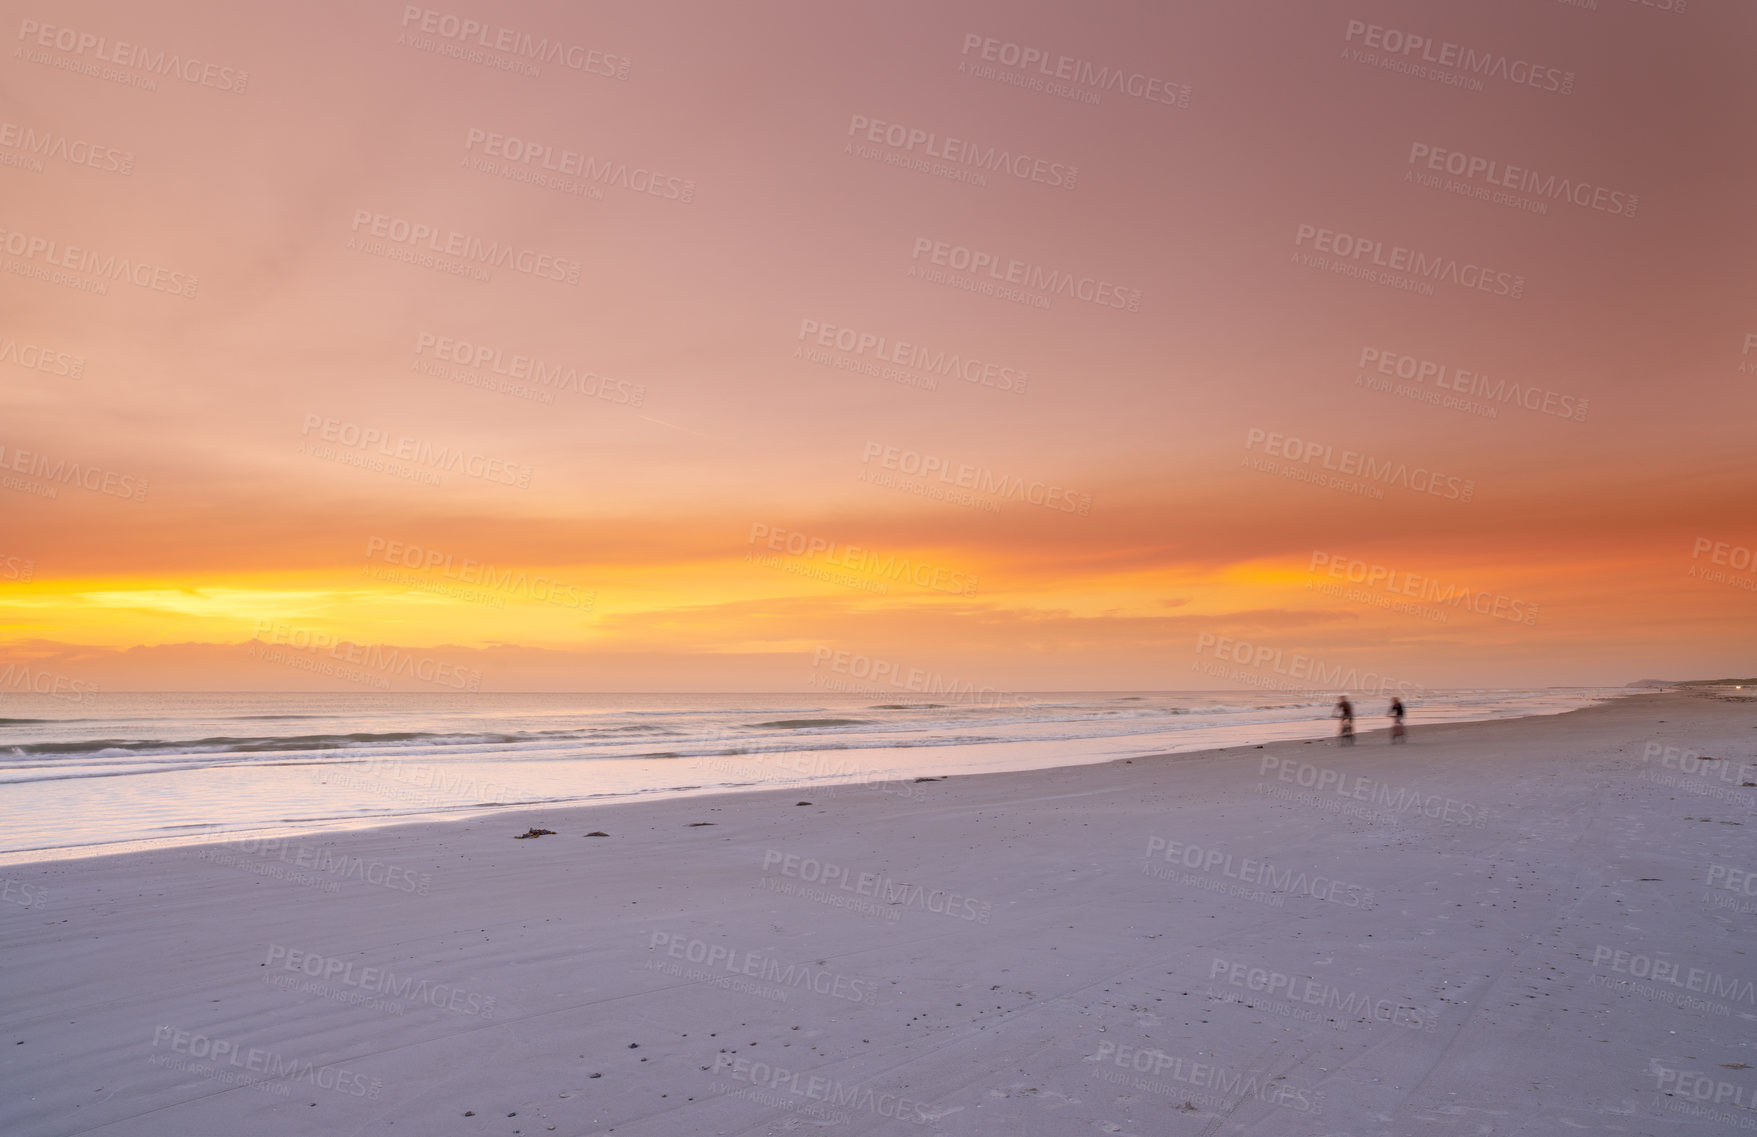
[3,1,1752,693]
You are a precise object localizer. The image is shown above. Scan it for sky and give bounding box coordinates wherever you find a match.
[2,0,1753,694]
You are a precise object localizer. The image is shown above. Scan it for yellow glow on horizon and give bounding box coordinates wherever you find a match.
[0,550,990,650]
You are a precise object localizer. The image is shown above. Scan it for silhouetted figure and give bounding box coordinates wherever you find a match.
[1334,695,1354,745]
[1388,697,1406,744]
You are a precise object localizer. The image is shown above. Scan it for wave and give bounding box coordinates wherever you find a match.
[11,730,537,758]
[4,718,702,759]
[752,718,870,729]
[0,691,1625,778]
[1,703,1319,764]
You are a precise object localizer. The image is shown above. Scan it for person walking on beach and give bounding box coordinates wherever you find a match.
[1388,697,1406,743]
[1334,695,1354,745]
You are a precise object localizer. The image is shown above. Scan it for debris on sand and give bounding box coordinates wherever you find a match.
[514,828,556,839]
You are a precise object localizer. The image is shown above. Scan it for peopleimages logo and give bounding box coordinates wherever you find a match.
[1143,836,1376,908]
[0,227,198,298]
[1692,538,1755,572]
[0,121,133,175]
[958,33,1191,108]
[1707,864,1757,898]
[761,850,993,923]
[1689,537,1756,593]
[398,6,629,79]
[0,663,98,702]
[646,932,879,1006]
[1294,224,1524,299]
[264,946,495,1017]
[16,19,249,93]
[0,335,84,377]
[747,524,978,597]
[364,537,592,610]
[0,442,148,501]
[415,333,644,406]
[463,128,693,203]
[796,320,1026,393]
[150,1027,381,1098]
[1652,1063,1757,1111]
[1208,957,1437,1032]
[1405,143,1636,218]
[210,834,433,893]
[1342,19,1574,95]
[712,1054,934,1125]
[1,878,46,908]
[348,210,581,284]
[1192,633,1427,699]
[249,620,483,692]
[1357,348,1587,423]
[861,442,1090,515]
[1245,429,1475,502]
[299,414,533,489]
[909,237,1142,311]
[810,647,1031,708]
[1259,755,1488,827]
[845,113,1077,189]
[1089,1041,1320,1113]
[1590,945,1756,1007]
[1309,551,1538,626]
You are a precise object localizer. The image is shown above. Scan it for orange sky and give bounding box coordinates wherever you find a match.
[2,0,1753,692]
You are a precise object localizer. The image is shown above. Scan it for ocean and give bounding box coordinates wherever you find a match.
[0,688,1627,861]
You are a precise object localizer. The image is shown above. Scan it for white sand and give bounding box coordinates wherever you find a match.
[3,690,1754,1136]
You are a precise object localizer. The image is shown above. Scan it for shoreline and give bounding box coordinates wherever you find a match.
[0,686,1630,866]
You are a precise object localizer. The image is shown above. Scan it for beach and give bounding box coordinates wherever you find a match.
[3,688,1754,1135]
[6,0,1750,1132]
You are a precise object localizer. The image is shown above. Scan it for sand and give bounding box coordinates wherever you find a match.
[3,689,1755,1136]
